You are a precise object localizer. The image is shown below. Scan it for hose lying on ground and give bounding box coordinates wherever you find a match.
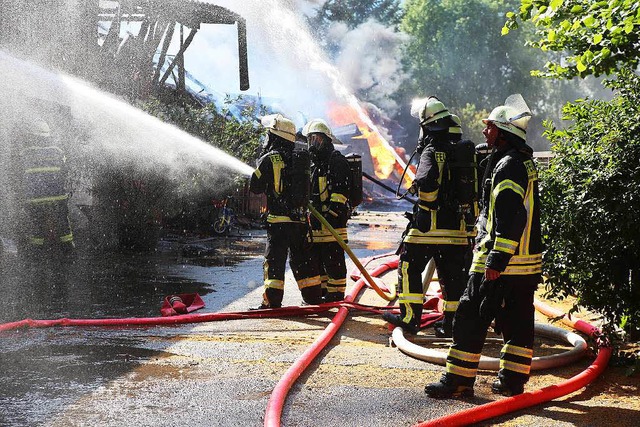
[391,322,588,370]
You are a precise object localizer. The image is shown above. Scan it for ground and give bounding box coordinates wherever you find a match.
[0,208,638,426]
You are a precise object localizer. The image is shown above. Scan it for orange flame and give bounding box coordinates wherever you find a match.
[327,103,414,188]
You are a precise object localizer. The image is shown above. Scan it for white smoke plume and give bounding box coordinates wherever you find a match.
[328,19,408,114]
[189,0,407,127]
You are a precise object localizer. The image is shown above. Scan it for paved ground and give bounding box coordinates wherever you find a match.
[0,209,638,426]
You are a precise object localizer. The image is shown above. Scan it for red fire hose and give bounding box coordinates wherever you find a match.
[264,259,397,427]
[413,299,612,427]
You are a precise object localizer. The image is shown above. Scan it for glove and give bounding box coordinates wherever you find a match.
[478,278,504,323]
[327,202,349,227]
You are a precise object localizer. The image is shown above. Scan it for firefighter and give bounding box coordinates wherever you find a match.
[383,97,469,337]
[10,118,74,256]
[302,119,351,302]
[249,114,322,309]
[425,94,542,398]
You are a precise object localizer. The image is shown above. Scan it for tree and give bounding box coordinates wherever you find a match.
[400,0,540,108]
[311,0,403,32]
[503,0,640,79]
[505,0,640,338]
[397,0,584,149]
[540,70,640,337]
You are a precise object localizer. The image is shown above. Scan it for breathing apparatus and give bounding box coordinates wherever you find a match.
[302,118,333,160]
[396,96,453,200]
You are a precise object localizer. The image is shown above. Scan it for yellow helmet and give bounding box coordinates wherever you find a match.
[483,94,532,141]
[260,114,296,142]
[302,118,332,139]
[411,96,451,126]
[26,118,51,137]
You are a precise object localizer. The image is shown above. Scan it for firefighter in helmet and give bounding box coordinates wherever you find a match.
[249,114,322,309]
[10,118,74,256]
[303,119,351,302]
[425,94,542,398]
[383,97,469,337]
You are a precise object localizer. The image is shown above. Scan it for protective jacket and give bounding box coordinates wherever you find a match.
[309,143,351,242]
[250,142,303,223]
[404,134,470,246]
[308,142,350,300]
[16,142,74,249]
[471,145,542,276]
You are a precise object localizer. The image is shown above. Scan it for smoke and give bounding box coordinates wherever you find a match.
[328,19,408,114]
[188,1,407,128]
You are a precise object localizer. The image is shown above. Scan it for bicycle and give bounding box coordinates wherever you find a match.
[212,196,236,235]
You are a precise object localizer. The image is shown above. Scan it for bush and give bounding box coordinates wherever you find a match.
[541,68,640,338]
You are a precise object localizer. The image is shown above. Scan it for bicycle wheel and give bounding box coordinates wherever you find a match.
[213,218,228,234]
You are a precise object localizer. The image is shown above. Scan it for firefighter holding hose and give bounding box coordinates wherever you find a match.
[383,97,471,337]
[249,114,322,309]
[425,94,542,398]
[302,119,351,302]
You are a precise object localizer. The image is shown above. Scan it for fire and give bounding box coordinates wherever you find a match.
[327,102,414,188]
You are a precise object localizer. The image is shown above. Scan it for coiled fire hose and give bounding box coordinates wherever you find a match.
[308,203,396,301]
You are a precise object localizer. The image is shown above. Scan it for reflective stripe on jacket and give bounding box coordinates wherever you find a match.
[471,148,542,275]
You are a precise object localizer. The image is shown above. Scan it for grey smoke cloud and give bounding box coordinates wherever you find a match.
[328,19,409,114]
[186,1,407,126]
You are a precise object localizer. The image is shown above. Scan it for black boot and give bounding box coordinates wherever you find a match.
[433,320,451,338]
[425,375,474,398]
[491,379,524,396]
[382,312,420,335]
[323,292,344,303]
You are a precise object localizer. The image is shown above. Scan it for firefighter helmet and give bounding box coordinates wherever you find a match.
[483,94,532,141]
[411,96,451,126]
[260,114,296,142]
[26,118,51,137]
[449,114,462,135]
[301,118,332,139]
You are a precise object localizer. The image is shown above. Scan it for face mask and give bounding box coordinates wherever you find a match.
[307,134,323,154]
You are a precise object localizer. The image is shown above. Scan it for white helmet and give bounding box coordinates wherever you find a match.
[302,118,332,139]
[260,114,296,142]
[483,94,532,141]
[410,96,451,126]
[26,118,51,137]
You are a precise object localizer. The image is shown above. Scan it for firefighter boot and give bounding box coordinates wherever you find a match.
[382,302,422,335]
[249,292,282,310]
[425,374,474,398]
[323,292,344,303]
[433,312,454,338]
[491,378,524,396]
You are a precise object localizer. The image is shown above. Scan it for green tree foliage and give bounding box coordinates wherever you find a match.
[541,69,640,335]
[506,1,640,338]
[398,0,584,149]
[140,96,265,165]
[503,0,640,79]
[400,0,541,112]
[312,0,402,31]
